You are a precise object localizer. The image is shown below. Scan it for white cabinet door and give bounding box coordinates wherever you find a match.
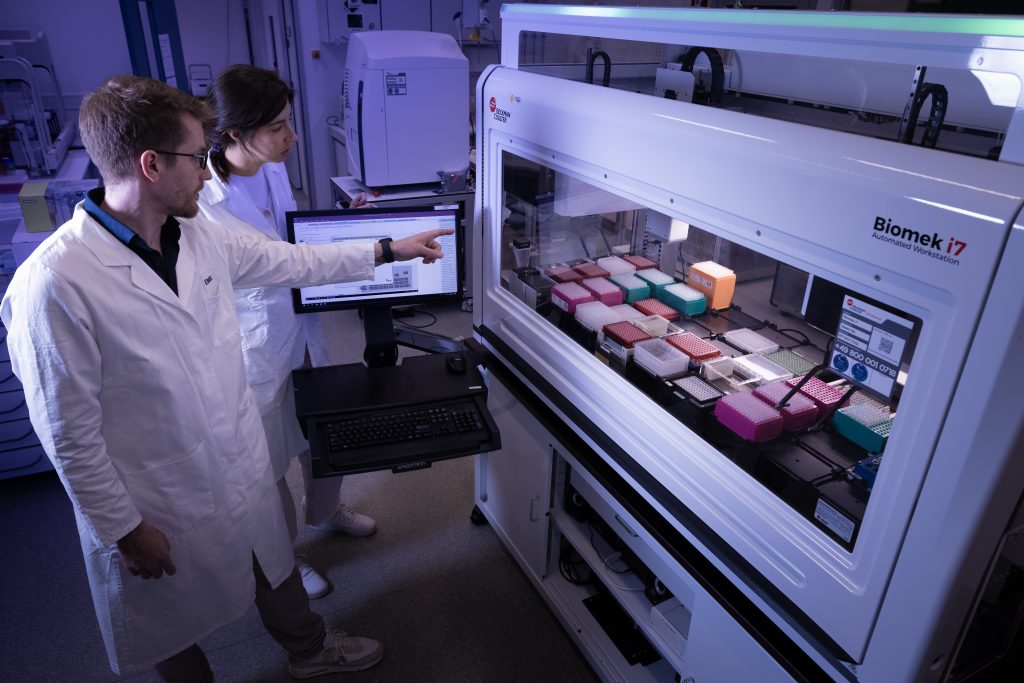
[475,371,554,580]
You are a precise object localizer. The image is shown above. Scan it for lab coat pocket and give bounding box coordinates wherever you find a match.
[203,280,242,352]
[105,542,199,662]
[121,442,218,537]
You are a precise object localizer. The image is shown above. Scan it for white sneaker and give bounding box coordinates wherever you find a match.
[296,557,329,600]
[288,627,384,678]
[316,504,377,537]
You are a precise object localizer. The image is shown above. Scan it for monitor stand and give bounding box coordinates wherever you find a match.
[360,304,462,368]
[362,305,400,368]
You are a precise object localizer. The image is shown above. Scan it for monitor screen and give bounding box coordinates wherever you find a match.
[287,204,463,313]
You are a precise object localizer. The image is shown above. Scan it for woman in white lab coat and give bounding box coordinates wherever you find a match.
[198,65,375,599]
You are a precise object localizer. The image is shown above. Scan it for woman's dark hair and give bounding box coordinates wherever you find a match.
[204,64,293,180]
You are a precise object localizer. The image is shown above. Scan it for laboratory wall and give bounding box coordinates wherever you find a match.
[0,0,248,126]
[0,0,131,108]
[174,0,255,92]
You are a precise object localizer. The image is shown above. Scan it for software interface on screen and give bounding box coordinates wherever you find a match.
[288,206,460,310]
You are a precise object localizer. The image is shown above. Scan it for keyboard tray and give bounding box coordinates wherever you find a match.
[294,353,501,476]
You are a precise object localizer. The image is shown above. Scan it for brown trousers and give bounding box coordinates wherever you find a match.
[154,554,325,682]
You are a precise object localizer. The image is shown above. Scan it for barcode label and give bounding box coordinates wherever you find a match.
[814,499,855,543]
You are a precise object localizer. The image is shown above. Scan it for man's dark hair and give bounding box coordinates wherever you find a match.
[79,75,209,184]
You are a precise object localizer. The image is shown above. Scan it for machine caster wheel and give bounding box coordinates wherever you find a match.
[470,505,488,526]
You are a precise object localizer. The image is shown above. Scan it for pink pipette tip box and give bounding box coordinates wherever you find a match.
[580,277,623,306]
[753,381,819,432]
[551,282,594,314]
[785,376,845,409]
[714,391,784,443]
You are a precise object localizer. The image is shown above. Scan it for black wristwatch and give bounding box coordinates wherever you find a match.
[378,237,395,263]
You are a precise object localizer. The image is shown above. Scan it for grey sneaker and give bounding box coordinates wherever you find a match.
[288,628,383,678]
[315,504,377,537]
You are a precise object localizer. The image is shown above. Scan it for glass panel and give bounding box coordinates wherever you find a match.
[500,150,921,550]
[517,32,1019,160]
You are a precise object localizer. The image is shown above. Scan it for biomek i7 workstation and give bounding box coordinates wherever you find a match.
[470,6,1024,683]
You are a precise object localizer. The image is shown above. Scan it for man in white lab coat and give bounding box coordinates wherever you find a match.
[0,75,449,680]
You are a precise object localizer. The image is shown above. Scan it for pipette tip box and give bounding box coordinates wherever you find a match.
[635,268,675,292]
[623,254,659,270]
[545,264,584,283]
[658,282,707,316]
[610,303,646,321]
[572,262,611,279]
[786,376,845,410]
[596,255,636,275]
[688,261,736,310]
[844,391,892,414]
[633,297,680,321]
[752,381,819,432]
[580,277,624,306]
[575,301,627,335]
[551,281,594,314]
[833,405,893,453]
[714,391,784,443]
[609,272,651,303]
[603,321,653,348]
[666,332,720,363]
[601,321,653,361]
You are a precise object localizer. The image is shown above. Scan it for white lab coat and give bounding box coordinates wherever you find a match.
[0,206,374,674]
[198,163,324,480]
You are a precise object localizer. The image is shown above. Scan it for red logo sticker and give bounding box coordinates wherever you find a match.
[489,97,496,112]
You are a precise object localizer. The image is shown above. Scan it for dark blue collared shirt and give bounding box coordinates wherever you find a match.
[83,188,182,295]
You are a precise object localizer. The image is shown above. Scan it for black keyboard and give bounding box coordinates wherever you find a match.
[314,396,499,474]
[325,403,485,451]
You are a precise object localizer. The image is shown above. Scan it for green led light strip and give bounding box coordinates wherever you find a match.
[503,5,1024,38]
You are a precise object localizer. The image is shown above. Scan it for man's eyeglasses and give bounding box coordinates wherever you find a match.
[154,149,210,170]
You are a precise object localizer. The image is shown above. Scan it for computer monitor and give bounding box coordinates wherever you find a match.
[287,203,463,366]
[287,203,463,312]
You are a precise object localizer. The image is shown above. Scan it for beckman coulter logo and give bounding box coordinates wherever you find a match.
[490,96,511,123]
[871,215,966,266]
